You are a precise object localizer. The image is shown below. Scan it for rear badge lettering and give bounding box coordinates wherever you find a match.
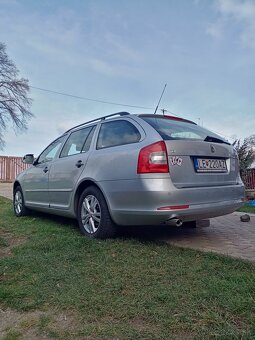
[169,156,183,166]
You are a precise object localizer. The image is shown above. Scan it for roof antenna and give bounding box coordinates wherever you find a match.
[154,83,167,114]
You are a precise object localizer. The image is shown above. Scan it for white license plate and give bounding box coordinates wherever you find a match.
[194,158,228,173]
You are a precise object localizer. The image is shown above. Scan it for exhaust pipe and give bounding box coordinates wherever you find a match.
[166,218,183,227]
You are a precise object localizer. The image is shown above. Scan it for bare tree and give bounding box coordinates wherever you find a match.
[0,42,33,149]
[233,135,255,178]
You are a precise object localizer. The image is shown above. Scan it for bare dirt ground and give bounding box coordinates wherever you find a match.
[0,308,80,339]
[0,182,12,199]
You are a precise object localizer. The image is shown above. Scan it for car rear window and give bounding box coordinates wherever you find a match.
[141,117,230,144]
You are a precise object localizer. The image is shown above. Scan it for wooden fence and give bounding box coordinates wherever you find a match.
[0,156,30,182]
[1,155,255,189]
[243,169,255,190]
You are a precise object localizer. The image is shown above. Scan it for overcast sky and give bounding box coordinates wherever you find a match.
[0,0,254,156]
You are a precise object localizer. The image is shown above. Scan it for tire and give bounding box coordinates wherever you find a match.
[13,186,29,217]
[77,186,116,239]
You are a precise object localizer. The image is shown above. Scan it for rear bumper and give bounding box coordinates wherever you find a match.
[112,199,243,225]
[99,177,245,226]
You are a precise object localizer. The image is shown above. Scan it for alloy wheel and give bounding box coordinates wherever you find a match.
[81,194,101,234]
[14,190,23,215]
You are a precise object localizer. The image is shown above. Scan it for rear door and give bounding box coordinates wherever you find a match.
[48,125,96,209]
[86,119,143,181]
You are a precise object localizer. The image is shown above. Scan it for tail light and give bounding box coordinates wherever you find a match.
[137,141,169,173]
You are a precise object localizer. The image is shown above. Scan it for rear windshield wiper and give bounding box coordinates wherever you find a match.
[204,136,230,145]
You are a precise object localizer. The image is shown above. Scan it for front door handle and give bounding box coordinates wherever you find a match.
[43,166,49,173]
[75,160,84,168]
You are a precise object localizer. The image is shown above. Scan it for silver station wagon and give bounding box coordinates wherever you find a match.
[13,112,244,238]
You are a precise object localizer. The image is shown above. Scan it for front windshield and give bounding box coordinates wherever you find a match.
[142,117,230,145]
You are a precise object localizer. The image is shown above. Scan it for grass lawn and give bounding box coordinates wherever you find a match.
[238,203,255,214]
[1,197,255,339]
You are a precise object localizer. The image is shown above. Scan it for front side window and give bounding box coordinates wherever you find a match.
[60,126,95,158]
[97,120,141,149]
[37,137,64,164]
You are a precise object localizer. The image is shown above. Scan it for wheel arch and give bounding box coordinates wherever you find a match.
[74,179,112,218]
[13,180,30,216]
[13,181,21,196]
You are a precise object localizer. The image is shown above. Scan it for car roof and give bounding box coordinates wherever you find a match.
[64,112,131,134]
[64,111,196,134]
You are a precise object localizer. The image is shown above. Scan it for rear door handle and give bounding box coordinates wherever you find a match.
[43,166,49,173]
[75,160,84,168]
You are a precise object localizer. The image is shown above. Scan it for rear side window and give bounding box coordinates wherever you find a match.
[142,117,229,144]
[97,120,141,149]
[60,126,95,158]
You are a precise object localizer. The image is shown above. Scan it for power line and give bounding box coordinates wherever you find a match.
[29,85,233,139]
[30,85,185,120]
[31,85,231,138]
[30,86,153,110]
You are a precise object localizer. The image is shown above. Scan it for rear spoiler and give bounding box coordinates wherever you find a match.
[138,114,197,125]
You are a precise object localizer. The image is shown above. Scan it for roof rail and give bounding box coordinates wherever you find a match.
[64,111,131,133]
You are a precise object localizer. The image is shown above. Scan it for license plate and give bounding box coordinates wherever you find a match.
[194,158,228,173]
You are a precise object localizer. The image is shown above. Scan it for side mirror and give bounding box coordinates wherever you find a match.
[23,154,34,164]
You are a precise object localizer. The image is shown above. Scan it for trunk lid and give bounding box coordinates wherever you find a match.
[165,140,238,188]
